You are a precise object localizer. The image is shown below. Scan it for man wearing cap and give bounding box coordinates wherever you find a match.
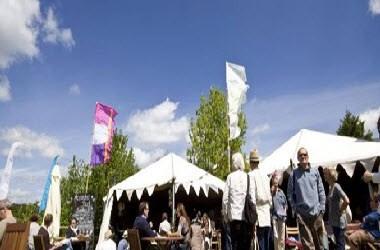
[248,149,272,250]
[117,230,130,250]
[287,147,327,250]
[0,199,17,243]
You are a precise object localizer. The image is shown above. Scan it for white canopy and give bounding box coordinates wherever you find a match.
[96,153,225,248]
[260,129,380,176]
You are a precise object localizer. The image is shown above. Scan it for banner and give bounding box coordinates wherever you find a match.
[39,156,59,213]
[0,142,23,199]
[226,62,249,140]
[90,102,118,166]
[44,162,61,237]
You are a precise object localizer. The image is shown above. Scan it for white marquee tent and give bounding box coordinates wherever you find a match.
[96,153,225,247]
[260,129,380,176]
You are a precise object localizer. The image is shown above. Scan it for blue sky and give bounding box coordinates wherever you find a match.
[0,0,380,203]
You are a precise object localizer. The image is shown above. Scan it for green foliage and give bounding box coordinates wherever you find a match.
[60,156,90,226]
[12,202,41,223]
[88,131,137,241]
[337,110,373,141]
[187,87,247,180]
[60,131,138,241]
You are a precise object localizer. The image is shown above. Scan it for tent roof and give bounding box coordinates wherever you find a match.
[109,153,225,201]
[260,129,380,176]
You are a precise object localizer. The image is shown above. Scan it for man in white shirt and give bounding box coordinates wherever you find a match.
[159,212,171,235]
[249,149,272,250]
[222,152,252,250]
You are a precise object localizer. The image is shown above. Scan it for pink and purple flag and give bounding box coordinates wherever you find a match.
[90,102,118,166]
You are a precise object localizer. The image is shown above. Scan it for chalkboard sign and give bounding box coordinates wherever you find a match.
[73,194,95,236]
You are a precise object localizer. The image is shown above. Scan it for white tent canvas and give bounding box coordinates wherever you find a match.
[260,129,380,176]
[96,153,225,248]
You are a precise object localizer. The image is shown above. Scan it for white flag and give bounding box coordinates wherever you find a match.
[44,163,61,237]
[226,62,249,139]
[0,142,23,200]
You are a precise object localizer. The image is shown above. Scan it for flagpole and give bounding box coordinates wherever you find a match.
[227,102,231,173]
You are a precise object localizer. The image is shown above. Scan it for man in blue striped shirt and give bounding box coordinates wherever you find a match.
[287,147,327,250]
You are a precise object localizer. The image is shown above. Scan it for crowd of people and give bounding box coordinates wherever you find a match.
[2,147,380,250]
[0,198,88,250]
[98,201,217,250]
[222,148,380,250]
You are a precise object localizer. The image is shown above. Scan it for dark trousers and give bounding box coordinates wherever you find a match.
[257,226,271,250]
[230,220,252,250]
[332,227,345,250]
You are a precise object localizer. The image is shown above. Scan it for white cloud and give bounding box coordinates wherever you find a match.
[248,123,270,150]
[42,8,75,48]
[126,99,190,146]
[0,167,46,203]
[0,126,64,158]
[133,147,166,168]
[0,75,11,102]
[359,106,380,135]
[250,123,270,136]
[69,84,80,95]
[0,1,74,101]
[8,188,33,203]
[0,0,40,69]
[369,0,380,15]
[245,82,380,155]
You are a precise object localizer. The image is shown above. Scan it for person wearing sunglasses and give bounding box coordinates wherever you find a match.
[0,199,16,244]
[287,147,327,250]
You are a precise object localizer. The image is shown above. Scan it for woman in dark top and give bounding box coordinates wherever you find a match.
[66,217,85,250]
[324,167,350,250]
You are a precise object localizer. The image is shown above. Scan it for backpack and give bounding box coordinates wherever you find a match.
[244,174,257,225]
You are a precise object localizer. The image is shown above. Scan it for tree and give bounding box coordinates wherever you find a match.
[88,130,137,241]
[337,110,373,141]
[12,202,41,223]
[60,156,90,227]
[187,87,247,180]
[60,131,138,241]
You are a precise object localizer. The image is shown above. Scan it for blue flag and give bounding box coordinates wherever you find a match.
[39,156,59,213]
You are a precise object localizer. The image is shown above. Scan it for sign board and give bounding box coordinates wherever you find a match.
[73,194,95,235]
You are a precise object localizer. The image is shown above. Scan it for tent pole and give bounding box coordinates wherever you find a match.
[227,102,231,172]
[172,178,175,231]
[171,154,176,231]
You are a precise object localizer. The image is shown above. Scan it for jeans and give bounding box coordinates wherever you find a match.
[222,221,232,250]
[256,226,271,250]
[332,227,345,250]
